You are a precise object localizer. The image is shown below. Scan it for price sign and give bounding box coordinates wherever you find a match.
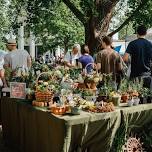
[10,82,26,99]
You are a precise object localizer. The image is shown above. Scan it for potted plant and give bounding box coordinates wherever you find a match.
[82,90,97,102]
[73,88,82,97]
[119,79,130,103]
[109,92,121,107]
[139,88,150,104]
[26,88,35,100]
[97,86,108,102]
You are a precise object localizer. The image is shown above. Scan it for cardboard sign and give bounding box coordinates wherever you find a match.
[10,82,26,99]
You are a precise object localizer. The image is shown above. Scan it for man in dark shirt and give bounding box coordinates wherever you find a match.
[123,25,152,88]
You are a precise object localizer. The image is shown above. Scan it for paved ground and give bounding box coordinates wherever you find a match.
[0,126,15,152]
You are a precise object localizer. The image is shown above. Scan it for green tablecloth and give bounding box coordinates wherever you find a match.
[112,104,152,151]
[121,104,152,128]
[1,97,121,152]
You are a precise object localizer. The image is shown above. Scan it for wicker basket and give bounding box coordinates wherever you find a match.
[84,63,98,76]
[35,72,54,102]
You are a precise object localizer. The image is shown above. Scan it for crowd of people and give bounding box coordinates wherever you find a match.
[0,25,152,89]
[63,25,152,89]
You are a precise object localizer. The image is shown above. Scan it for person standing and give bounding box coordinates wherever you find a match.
[64,44,81,67]
[123,25,152,88]
[4,39,31,70]
[96,36,123,88]
[78,44,94,74]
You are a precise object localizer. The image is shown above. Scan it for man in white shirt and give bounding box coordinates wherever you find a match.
[4,39,31,70]
[64,44,81,67]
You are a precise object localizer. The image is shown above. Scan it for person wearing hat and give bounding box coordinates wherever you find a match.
[64,44,81,67]
[4,39,31,71]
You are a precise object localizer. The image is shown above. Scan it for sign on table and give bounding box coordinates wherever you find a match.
[10,82,26,99]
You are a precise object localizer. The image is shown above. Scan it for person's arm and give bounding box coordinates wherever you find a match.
[123,53,129,62]
[64,61,74,67]
[78,57,82,69]
[64,52,74,67]
[4,54,10,68]
[123,42,133,62]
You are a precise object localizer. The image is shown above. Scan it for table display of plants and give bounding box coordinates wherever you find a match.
[5,61,152,115]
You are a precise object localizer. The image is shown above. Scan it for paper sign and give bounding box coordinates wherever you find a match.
[10,82,26,99]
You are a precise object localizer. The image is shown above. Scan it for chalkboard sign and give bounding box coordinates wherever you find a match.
[10,82,26,99]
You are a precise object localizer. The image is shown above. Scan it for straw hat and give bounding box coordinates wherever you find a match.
[7,39,17,46]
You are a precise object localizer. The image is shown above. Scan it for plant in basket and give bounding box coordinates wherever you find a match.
[82,90,97,102]
[41,64,50,72]
[61,74,74,90]
[73,88,82,96]
[55,66,68,76]
[69,68,82,80]
[53,70,63,82]
[48,81,61,94]
[84,76,97,90]
[35,72,56,103]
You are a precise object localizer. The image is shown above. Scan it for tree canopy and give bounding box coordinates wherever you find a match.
[1,0,152,53]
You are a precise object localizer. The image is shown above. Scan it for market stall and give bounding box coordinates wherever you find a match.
[1,97,121,152]
[1,62,152,152]
[2,98,152,152]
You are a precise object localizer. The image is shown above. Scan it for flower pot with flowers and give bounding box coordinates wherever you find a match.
[139,88,150,104]
[82,90,97,102]
[119,79,130,103]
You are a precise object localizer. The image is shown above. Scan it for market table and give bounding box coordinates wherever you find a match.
[1,97,121,152]
[119,104,152,151]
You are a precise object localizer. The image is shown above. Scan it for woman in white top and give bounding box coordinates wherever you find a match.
[64,44,81,67]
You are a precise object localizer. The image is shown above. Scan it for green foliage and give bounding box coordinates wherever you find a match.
[128,0,152,30]
[0,0,13,49]
[111,123,126,152]
[119,23,134,40]
[5,0,152,54]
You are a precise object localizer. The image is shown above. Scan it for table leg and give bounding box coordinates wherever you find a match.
[63,124,71,152]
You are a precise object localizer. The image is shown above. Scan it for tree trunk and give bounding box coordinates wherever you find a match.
[85,17,99,55]
[63,36,69,53]
[85,15,112,55]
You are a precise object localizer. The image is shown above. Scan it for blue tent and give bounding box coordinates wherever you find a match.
[114,45,121,53]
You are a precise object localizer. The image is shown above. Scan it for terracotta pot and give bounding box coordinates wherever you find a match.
[121,94,129,103]
[51,106,66,115]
